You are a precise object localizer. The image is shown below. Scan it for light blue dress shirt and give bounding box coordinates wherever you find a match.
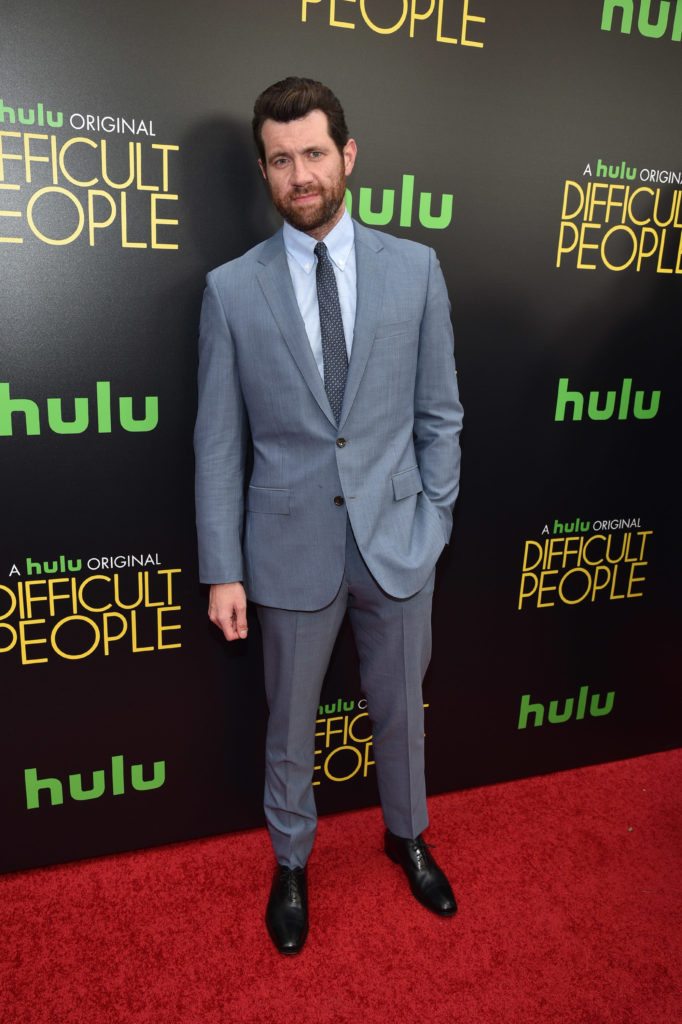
[283,210,357,380]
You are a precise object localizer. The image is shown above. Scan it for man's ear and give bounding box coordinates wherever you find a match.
[343,138,358,177]
[258,158,267,181]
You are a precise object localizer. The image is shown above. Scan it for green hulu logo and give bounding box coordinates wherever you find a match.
[26,555,82,575]
[554,378,660,422]
[601,0,682,39]
[0,98,64,127]
[24,754,166,809]
[345,174,453,230]
[0,381,159,436]
[318,697,357,715]
[518,686,615,729]
[552,518,591,535]
[595,158,637,181]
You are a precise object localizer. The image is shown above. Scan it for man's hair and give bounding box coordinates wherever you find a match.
[252,77,349,162]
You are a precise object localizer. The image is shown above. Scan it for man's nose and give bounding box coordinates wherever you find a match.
[290,157,313,186]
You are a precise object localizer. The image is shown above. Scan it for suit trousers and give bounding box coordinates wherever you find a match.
[256,516,435,869]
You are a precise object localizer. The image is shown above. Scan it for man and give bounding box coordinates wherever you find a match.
[194,78,463,954]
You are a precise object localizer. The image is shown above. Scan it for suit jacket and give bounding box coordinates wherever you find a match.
[194,219,463,610]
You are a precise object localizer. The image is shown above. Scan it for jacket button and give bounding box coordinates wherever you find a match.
[333,496,345,507]
[336,437,347,448]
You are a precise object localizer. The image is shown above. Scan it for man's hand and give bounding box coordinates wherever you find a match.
[208,582,248,641]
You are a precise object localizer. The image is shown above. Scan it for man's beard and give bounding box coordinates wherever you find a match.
[271,173,346,233]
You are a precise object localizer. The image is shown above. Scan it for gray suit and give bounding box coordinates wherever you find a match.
[195,219,463,866]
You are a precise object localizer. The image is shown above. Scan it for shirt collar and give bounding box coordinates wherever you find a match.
[283,209,354,275]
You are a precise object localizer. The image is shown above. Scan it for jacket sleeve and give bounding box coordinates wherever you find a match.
[193,272,248,584]
[413,248,463,545]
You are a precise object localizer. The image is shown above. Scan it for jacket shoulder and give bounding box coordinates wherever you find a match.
[352,219,433,262]
[206,231,282,288]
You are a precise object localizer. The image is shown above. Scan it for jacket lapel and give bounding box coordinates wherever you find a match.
[255,222,386,432]
[256,231,336,427]
[338,221,386,430]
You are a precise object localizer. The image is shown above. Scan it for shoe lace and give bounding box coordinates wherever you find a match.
[410,836,434,869]
[286,873,299,899]
[279,867,304,902]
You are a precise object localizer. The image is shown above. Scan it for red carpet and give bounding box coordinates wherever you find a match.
[1,750,680,1024]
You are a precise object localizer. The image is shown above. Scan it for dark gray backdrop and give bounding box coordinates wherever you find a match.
[1,0,679,872]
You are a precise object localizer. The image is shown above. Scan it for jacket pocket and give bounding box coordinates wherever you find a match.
[392,466,423,501]
[374,319,417,341]
[246,485,290,515]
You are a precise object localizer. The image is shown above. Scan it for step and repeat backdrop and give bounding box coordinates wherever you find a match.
[1,1,679,872]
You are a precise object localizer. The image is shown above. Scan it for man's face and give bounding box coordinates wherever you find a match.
[259,109,357,238]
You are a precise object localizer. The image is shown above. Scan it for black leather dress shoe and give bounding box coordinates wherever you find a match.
[265,865,308,954]
[384,830,457,916]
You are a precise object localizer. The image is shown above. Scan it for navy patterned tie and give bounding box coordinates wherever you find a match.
[314,241,348,424]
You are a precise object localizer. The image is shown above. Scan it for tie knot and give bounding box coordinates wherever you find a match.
[314,241,328,261]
